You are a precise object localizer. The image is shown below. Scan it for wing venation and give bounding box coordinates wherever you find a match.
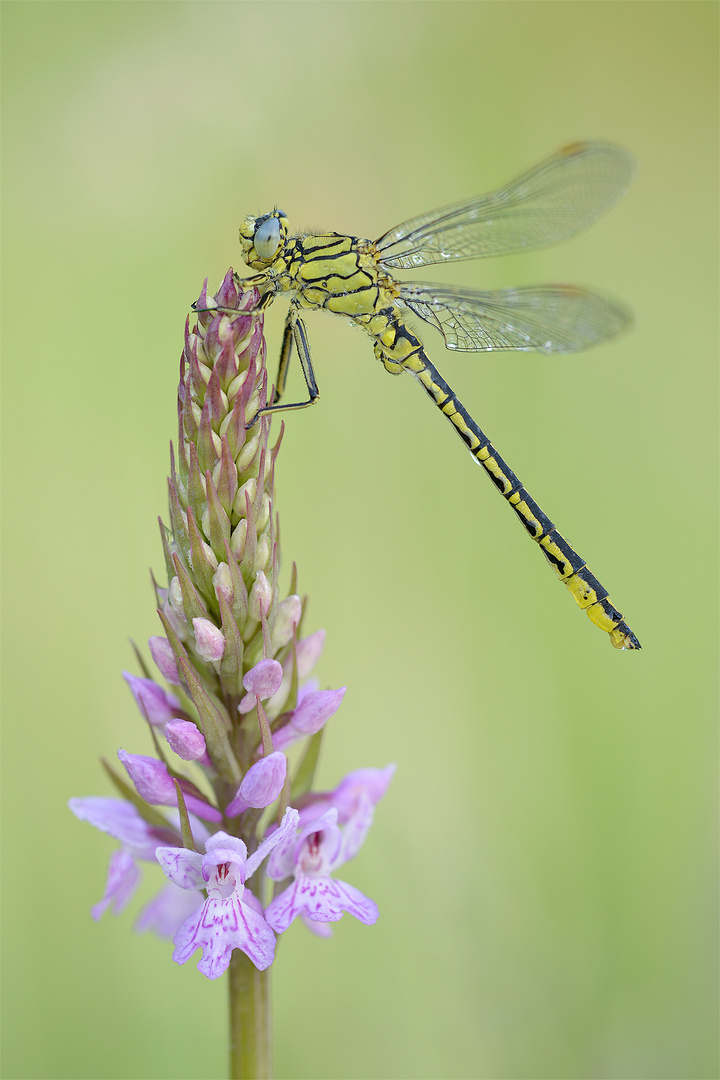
[398,282,632,352]
[377,142,634,270]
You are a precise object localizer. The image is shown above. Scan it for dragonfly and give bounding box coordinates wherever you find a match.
[223,142,640,650]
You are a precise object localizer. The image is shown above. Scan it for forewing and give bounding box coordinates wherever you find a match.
[398,282,632,353]
[377,142,634,270]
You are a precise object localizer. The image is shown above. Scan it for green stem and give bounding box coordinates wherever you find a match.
[228,950,272,1079]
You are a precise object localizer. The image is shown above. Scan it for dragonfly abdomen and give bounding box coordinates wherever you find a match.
[381,323,640,650]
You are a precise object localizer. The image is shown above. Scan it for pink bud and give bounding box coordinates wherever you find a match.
[296,629,326,678]
[118,749,221,822]
[292,687,346,733]
[123,672,181,726]
[148,636,181,685]
[193,617,225,662]
[271,594,302,650]
[226,751,287,815]
[118,749,175,803]
[165,719,206,761]
[238,658,284,714]
[161,592,187,638]
[244,658,283,698]
[272,687,347,751]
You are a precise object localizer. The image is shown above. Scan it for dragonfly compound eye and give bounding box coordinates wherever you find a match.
[253,215,283,261]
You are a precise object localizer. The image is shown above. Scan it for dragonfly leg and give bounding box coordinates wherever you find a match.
[272,307,296,405]
[247,308,320,428]
[191,288,273,317]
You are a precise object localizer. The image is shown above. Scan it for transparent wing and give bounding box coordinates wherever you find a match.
[398,282,632,353]
[376,142,634,270]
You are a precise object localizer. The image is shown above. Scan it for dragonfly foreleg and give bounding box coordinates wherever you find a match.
[247,308,320,428]
[191,289,273,317]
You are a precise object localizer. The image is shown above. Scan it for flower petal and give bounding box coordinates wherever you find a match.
[203,831,248,872]
[264,816,301,882]
[337,791,374,866]
[301,912,334,938]
[331,764,396,822]
[135,882,204,939]
[91,848,140,920]
[262,879,301,934]
[172,893,276,978]
[155,846,205,890]
[298,807,342,867]
[265,874,378,932]
[68,797,158,855]
[245,806,299,880]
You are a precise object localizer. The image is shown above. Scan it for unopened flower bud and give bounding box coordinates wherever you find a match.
[165,719,207,761]
[296,629,326,677]
[123,672,181,726]
[148,636,181,685]
[118,749,221,822]
[271,594,302,651]
[235,431,260,474]
[160,592,186,638]
[230,518,247,560]
[273,686,347,751]
[191,537,219,572]
[256,493,271,533]
[233,477,257,519]
[292,687,346,733]
[244,658,283,697]
[253,533,271,574]
[118,748,174,803]
[168,576,185,617]
[193,617,225,662]
[226,751,287,815]
[212,562,234,604]
[238,658,284,714]
[248,571,272,621]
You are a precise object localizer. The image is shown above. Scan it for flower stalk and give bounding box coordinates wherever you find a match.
[229,952,272,1080]
[70,270,394,1080]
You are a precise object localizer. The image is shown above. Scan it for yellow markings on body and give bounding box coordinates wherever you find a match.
[509,496,545,538]
[539,536,576,579]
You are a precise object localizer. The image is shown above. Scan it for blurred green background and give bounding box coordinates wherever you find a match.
[2,3,717,1078]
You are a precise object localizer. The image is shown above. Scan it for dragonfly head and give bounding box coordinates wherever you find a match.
[239,210,289,269]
